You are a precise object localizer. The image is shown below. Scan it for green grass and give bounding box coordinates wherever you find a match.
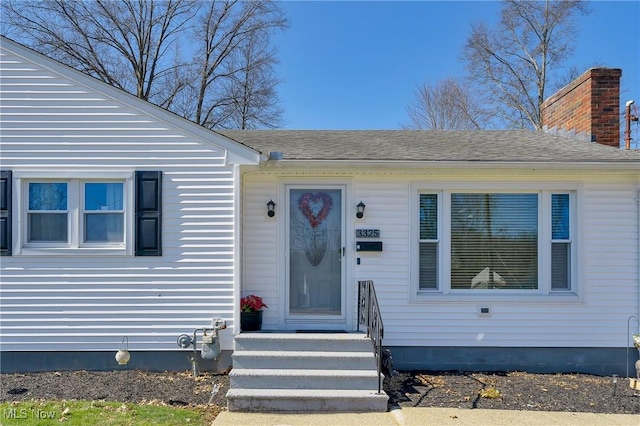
[0,400,216,425]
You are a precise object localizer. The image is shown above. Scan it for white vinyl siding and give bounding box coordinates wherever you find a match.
[0,45,255,351]
[241,174,280,329]
[243,169,638,350]
[402,180,636,349]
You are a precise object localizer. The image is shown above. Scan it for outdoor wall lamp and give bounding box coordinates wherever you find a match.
[267,199,276,217]
[356,201,366,219]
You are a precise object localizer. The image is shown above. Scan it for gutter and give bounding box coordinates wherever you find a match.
[258,159,640,171]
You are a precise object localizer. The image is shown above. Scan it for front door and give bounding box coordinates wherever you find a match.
[286,186,345,330]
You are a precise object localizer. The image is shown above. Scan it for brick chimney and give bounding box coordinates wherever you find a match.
[541,68,622,148]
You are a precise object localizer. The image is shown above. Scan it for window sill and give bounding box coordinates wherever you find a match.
[412,291,580,304]
[18,247,129,256]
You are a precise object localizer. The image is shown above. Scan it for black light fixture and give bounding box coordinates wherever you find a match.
[356,201,366,219]
[267,199,276,217]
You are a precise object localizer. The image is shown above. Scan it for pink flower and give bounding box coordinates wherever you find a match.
[241,295,268,312]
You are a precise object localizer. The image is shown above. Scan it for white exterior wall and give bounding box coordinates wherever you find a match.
[241,173,280,328]
[242,168,640,349]
[0,44,256,352]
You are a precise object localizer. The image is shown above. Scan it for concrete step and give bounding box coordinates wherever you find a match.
[235,332,373,352]
[229,368,381,390]
[231,350,377,370]
[228,332,388,412]
[226,388,389,412]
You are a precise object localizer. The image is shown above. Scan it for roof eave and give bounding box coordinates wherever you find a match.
[260,159,640,170]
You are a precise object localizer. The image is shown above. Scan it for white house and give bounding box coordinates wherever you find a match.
[222,126,640,377]
[2,37,639,381]
[220,68,640,376]
[0,36,260,372]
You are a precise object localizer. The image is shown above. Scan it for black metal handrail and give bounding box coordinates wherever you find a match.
[357,280,384,394]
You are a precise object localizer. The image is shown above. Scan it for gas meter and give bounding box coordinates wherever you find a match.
[200,329,220,360]
[176,319,227,361]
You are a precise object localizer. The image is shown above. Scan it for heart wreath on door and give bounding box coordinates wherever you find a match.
[298,192,333,266]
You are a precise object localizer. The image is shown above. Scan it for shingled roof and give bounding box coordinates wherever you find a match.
[218,129,640,163]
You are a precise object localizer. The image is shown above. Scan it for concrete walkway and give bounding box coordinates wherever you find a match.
[212,407,639,426]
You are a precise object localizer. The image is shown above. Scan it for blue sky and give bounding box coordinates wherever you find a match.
[273,1,640,130]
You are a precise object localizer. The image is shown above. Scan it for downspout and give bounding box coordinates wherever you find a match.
[637,189,640,330]
[629,188,640,380]
[233,163,242,340]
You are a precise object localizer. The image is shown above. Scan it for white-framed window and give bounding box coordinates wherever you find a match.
[450,192,539,290]
[27,182,69,243]
[19,175,132,255]
[82,182,125,244]
[550,193,571,291]
[412,184,579,301]
[418,193,439,290]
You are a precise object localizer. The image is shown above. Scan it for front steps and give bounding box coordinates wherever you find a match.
[226,332,388,412]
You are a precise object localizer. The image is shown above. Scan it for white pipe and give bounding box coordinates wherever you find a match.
[637,189,640,331]
[637,187,640,382]
[628,189,640,379]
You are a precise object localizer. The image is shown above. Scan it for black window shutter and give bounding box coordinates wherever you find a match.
[135,171,162,256]
[0,170,12,256]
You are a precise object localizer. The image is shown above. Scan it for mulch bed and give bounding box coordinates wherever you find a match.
[2,369,639,415]
[0,370,230,418]
[385,370,640,414]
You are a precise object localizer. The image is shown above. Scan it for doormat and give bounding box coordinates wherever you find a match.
[295,330,348,333]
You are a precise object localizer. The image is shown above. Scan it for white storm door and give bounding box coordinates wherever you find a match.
[286,186,345,328]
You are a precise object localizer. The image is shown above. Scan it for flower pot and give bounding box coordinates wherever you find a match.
[241,311,263,332]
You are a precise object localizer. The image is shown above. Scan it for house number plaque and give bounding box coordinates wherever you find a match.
[356,229,380,238]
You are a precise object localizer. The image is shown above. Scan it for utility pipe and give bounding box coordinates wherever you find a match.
[637,190,640,334]
[625,100,638,150]
[629,190,640,379]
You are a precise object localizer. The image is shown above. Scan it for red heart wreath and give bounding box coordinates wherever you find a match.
[298,192,333,228]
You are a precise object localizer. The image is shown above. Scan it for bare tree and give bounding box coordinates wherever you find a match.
[184,0,287,129]
[463,0,589,130]
[401,77,488,130]
[1,0,197,107]
[222,31,283,129]
[1,0,287,129]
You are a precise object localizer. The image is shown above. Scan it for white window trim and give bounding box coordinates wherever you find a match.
[416,191,442,291]
[410,182,583,303]
[547,192,575,292]
[13,172,134,256]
